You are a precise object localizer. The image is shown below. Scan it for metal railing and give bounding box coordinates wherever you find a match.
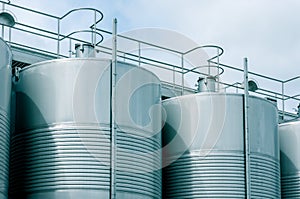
[0,1,299,121]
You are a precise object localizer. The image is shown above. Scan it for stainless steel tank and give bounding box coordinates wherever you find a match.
[279,120,300,198]
[10,59,162,199]
[0,38,12,199]
[162,93,280,198]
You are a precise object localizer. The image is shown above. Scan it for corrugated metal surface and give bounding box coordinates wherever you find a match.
[163,93,280,198]
[0,38,12,199]
[0,110,10,199]
[164,152,245,198]
[10,59,162,199]
[281,175,300,198]
[117,131,161,198]
[250,153,281,198]
[279,120,300,198]
[10,125,111,197]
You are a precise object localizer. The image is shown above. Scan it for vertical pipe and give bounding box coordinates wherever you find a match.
[110,18,117,199]
[181,55,184,95]
[57,19,60,58]
[217,48,220,92]
[282,82,285,121]
[243,57,251,199]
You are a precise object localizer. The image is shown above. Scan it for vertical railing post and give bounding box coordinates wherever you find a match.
[181,54,184,95]
[68,38,72,58]
[244,57,251,199]
[93,10,96,48]
[1,3,5,38]
[172,66,175,91]
[138,42,141,66]
[57,19,60,58]
[8,26,11,45]
[282,82,285,121]
[110,18,117,199]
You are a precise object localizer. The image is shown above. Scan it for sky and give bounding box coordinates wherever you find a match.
[5,0,300,111]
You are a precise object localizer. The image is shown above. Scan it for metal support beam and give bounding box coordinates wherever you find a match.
[282,82,285,121]
[181,55,184,95]
[110,18,117,199]
[243,57,251,199]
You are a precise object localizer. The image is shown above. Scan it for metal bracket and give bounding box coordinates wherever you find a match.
[12,66,20,82]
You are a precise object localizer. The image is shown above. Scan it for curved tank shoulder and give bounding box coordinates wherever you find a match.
[0,37,12,69]
[279,118,300,127]
[162,92,277,108]
[19,58,160,82]
[19,57,111,72]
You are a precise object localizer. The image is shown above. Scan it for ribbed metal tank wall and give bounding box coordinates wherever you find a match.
[279,120,300,198]
[162,93,280,198]
[10,59,162,199]
[0,38,12,199]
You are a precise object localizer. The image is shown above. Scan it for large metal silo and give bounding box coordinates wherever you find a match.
[10,59,162,199]
[0,38,12,199]
[162,93,280,198]
[280,120,300,198]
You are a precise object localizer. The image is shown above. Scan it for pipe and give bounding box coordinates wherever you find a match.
[243,57,251,199]
[110,18,117,199]
[217,48,220,91]
[181,54,184,95]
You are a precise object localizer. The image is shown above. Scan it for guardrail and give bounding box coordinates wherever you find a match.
[0,0,299,121]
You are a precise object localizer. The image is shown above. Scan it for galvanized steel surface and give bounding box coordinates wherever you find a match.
[162,93,280,198]
[10,59,162,199]
[0,38,12,199]
[280,120,300,198]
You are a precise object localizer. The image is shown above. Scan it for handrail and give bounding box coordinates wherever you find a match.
[283,76,300,84]
[1,2,300,118]
[57,8,104,56]
[95,28,224,64]
[15,22,58,38]
[183,65,224,76]
[60,30,104,44]
[283,94,300,101]
[94,28,300,114]
[183,45,224,61]
[5,23,102,49]
[9,42,68,58]
[59,8,103,20]
[0,0,59,19]
[209,60,284,83]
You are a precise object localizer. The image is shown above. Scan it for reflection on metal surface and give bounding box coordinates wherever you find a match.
[10,59,162,199]
[162,93,280,198]
[0,37,11,199]
[280,120,300,198]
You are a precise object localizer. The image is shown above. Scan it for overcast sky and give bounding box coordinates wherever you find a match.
[7,0,300,111]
